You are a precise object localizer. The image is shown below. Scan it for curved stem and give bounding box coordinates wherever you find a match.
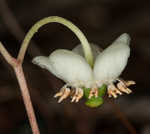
[17,16,94,67]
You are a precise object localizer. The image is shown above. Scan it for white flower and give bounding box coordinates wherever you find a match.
[32,33,135,103]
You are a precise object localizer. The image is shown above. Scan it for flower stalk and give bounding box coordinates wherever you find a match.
[18,16,94,67]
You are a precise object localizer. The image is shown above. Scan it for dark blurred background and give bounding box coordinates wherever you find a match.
[0,0,150,134]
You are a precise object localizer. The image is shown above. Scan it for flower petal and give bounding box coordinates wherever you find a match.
[72,43,102,61]
[32,56,54,71]
[93,33,131,83]
[33,49,93,85]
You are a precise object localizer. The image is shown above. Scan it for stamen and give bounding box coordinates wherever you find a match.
[54,87,70,103]
[71,88,83,103]
[88,87,98,99]
[124,80,136,86]
[117,82,132,94]
[107,84,122,98]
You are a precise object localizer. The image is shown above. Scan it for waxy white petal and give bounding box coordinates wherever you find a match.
[93,33,130,83]
[72,44,102,61]
[32,56,53,71]
[33,49,93,85]
[49,49,94,84]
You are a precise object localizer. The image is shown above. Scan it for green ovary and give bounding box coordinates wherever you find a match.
[83,84,107,108]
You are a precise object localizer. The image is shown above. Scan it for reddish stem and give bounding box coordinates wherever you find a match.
[14,64,40,134]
